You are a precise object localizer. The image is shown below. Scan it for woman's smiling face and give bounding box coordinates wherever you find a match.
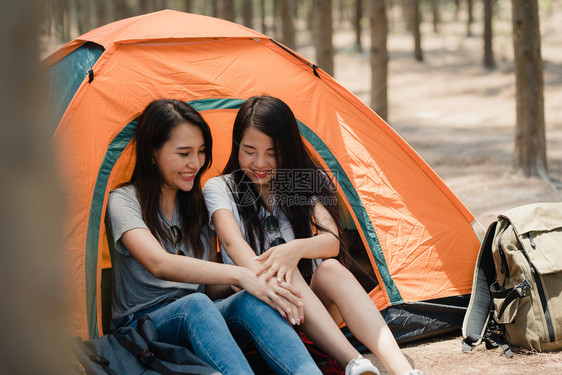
[153,122,206,196]
[238,127,278,189]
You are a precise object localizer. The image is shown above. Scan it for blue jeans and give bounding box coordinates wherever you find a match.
[131,292,321,375]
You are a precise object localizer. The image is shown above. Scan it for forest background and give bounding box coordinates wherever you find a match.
[0,0,561,374]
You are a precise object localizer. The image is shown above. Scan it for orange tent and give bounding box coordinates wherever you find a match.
[45,10,480,341]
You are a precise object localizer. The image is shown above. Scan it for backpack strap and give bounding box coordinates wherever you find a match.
[490,279,531,319]
[71,336,119,375]
[461,221,515,358]
[462,221,498,351]
[112,331,198,375]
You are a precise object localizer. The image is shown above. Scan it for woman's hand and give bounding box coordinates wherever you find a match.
[255,241,302,284]
[268,278,304,325]
[238,268,304,325]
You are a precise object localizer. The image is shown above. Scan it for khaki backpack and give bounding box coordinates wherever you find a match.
[462,202,562,355]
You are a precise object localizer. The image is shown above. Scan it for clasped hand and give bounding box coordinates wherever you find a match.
[241,269,304,325]
[255,242,300,284]
[252,243,304,325]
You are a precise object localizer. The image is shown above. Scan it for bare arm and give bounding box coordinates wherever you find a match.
[122,228,242,285]
[121,226,299,317]
[255,202,340,283]
[211,208,304,323]
[204,232,234,300]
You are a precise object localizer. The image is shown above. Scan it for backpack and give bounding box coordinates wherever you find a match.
[71,315,221,375]
[462,202,562,355]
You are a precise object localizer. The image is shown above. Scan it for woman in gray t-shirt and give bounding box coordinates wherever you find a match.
[106,99,320,375]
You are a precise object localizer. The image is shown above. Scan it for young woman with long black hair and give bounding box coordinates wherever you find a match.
[204,95,423,375]
[106,98,321,375]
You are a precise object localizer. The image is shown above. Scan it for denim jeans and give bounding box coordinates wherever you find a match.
[131,291,321,375]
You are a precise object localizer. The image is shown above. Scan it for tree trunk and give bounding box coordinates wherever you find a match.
[272,0,280,39]
[94,0,110,27]
[76,0,91,34]
[243,0,253,28]
[0,1,68,373]
[303,0,314,34]
[43,0,54,36]
[261,0,267,34]
[511,0,547,177]
[370,0,389,121]
[312,0,334,75]
[337,0,346,27]
[354,0,363,52]
[139,0,151,14]
[156,0,168,10]
[184,0,193,12]
[412,0,423,61]
[467,0,474,36]
[113,0,128,20]
[454,0,460,21]
[213,0,234,22]
[401,0,412,32]
[53,0,71,42]
[431,0,439,33]
[223,0,235,22]
[387,0,393,30]
[483,0,495,68]
[279,0,296,49]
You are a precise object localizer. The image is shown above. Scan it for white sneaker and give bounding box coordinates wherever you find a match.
[403,370,424,375]
[345,355,381,375]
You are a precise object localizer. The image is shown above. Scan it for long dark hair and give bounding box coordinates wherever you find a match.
[223,95,345,281]
[129,99,212,258]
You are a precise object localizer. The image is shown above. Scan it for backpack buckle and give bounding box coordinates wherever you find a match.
[138,349,155,365]
[515,279,530,297]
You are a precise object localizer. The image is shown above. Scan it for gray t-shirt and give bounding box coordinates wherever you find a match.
[203,174,321,269]
[106,184,209,329]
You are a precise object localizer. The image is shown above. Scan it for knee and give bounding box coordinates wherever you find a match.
[177,292,215,315]
[230,291,277,317]
[314,258,349,282]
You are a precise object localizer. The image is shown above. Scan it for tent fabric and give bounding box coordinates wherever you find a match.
[47,10,481,340]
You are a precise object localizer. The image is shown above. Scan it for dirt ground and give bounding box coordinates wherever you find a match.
[40,3,562,374]
[323,4,562,375]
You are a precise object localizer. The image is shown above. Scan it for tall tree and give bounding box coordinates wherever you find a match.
[387,0,394,30]
[113,0,129,20]
[214,0,235,22]
[370,0,389,120]
[511,0,548,178]
[272,0,280,39]
[454,0,460,21]
[184,0,193,12]
[401,0,412,32]
[243,0,253,28]
[0,1,68,373]
[53,0,71,42]
[260,0,267,34]
[431,0,439,33]
[76,0,92,34]
[312,0,334,75]
[95,0,110,28]
[354,0,363,52]
[337,0,347,27]
[140,0,151,14]
[483,0,495,68]
[466,0,474,36]
[412,0,423,61]
[278,0,296,49]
